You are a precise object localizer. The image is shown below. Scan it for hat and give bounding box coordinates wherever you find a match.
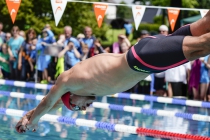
[61,92,77,110]
[159,25,169,31]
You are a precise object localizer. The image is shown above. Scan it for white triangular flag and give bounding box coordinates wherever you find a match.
[51,0,67,26]
[132,5,146,30]
[200,9,208,18]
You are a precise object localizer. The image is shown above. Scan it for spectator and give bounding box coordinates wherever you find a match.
[36,29,56,83]
[8,26,24,80]
[208,71,210,102]
[106,34,130,53]
[153,72,167,96]
[87,39,104,58]
[120,41,130,53]
[58,40,81,70]
[54,34,66,79]
[124,21,133,38]
[27,38,37,81]
[0,43,10,79]
[19,30,26,39]
[5,33,11,44]
[165,62,191,98]
[57,34,65,45]
[80,42,89,61]
[188,59,201,100]
[159,25,169,35]
[200,56,210,101]
[82,26,95,49]
[137,30,150,41]
[63,26,81,70]
[43,34,65,83]
[45,24,55,37]
[0,36,3,49]
[0,22,6,43]
[18,28,37,81]
[77,33,85,42]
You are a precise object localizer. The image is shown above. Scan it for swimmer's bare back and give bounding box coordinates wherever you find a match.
[64,52,149,96]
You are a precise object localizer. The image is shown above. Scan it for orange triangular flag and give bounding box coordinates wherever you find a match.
[167,8,180,32]
[93,3,108,28]
[6,0,21,24]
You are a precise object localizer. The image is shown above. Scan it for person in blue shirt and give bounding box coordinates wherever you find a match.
[199,55,210,101]
[62,26,82,71]
[44,24,55,37]
[36,29,56,83]
[124,21,133,38]
[27,38,37,81]
[7,26,24,80]
[58,40,81,69]
[82,26,95,49]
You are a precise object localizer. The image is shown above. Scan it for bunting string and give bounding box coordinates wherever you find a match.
[5,0,209,32]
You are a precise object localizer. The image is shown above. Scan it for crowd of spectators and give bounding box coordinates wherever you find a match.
[0,21,210,101]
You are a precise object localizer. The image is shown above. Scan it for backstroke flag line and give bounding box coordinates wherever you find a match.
[132,5,146,30]
[167,8,180,32]
[6,0,22,23]
[200,9,208,18]
[93,3,108,28]
[51,0,67,26]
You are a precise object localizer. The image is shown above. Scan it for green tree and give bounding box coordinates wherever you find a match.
[0,0,109,39]
[116,1,132,19]
[195,0,210,9]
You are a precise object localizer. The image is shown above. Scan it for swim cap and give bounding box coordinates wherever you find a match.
[61,92,77,111]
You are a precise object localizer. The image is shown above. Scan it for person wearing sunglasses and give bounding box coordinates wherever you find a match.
[16,10,210,133]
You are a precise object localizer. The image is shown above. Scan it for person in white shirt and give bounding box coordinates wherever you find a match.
[165,62,191,97]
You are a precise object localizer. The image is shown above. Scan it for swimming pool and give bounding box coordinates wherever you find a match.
[0,81,210,140]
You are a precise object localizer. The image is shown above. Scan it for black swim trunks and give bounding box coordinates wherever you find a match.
[127,25,192,73]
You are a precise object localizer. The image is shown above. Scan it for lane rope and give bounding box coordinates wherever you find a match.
[0,91,209,122]
[1,79,210,108]
[0,108,209,140]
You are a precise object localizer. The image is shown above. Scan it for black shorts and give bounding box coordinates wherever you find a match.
[126,25,192,73]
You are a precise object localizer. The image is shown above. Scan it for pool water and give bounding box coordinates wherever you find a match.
[0,85,210,140]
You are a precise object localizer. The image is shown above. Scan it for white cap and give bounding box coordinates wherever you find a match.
[159,25,168,31]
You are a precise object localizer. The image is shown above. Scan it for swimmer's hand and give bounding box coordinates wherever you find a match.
[25,120,38,133]
[15,109,38,133]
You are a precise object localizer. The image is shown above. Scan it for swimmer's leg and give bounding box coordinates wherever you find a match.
[183,32,210,61]
[170,10,210,61]
[190,10,210,36]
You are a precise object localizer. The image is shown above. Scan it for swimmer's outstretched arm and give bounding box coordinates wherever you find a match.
[19,72,69,132]
[15,98,63,133]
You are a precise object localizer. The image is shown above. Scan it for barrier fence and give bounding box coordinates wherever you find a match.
[0,108,209,140]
